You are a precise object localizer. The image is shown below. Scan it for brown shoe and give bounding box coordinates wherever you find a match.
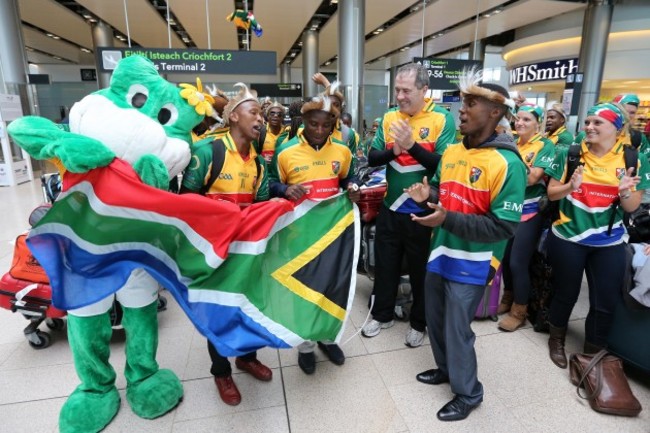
[498,303,527,332]
[235,358,273,381]
[497,290,513,315]
[214,375,241,406]
[548,324,568,369]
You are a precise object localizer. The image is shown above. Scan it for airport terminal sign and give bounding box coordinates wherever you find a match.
[509,58,578,86]
[414,58,481,90]
[96,48,277,75]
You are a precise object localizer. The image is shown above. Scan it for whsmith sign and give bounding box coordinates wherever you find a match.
[509,58,578,86]
[96,48,277,75]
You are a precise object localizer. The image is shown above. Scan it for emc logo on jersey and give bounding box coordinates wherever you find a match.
[469,167,482,183]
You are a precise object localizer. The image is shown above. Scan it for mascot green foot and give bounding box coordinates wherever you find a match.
[123,301,183,418]
[60,313,120,433]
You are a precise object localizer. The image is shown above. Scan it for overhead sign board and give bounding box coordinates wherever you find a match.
[250,83,302,97]
[509,58,578,86]
[96,48,277,75]
[414,58,482,90]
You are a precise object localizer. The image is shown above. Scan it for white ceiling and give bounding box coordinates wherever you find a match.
[16,0,586,71]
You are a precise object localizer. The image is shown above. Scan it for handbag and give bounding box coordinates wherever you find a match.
[569,350,642,417]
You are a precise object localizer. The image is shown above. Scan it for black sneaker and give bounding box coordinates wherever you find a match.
[298,352,316,374]
[317,342,345,365]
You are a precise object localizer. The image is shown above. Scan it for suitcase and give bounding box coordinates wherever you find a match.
[475,266,502,321]
[0,273,65,349]
[607,302,650,372]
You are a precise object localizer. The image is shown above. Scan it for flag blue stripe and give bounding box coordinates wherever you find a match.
[27,232,292,356]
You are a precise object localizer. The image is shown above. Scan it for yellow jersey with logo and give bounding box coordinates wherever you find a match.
[270,132,353,200]
[182,132,269,207]
[546,141,650,246]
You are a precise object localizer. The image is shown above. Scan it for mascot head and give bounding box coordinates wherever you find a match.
[69,55,203,178]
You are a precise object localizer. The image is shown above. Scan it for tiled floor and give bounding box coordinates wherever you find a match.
[0,177,649,433]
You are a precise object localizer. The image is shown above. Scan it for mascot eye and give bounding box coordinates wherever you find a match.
[126,84,149,108]
[158,103,179,126]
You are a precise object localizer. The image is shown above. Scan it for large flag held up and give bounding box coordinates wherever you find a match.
[27,159,359,356]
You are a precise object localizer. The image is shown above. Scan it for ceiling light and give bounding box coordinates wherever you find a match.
[400,47,408,52]
[493,9,502,14]
[89,18,97,23]
[378,56,386,60]
[330,0,338,3]
[52,35,60,40]
[53,56,62,60]
[484,13,491,18]
[290,52,296,57]
[167,18,176,25]
[325,61,331,66]
[80,48,91,53]
[83,14,92,19]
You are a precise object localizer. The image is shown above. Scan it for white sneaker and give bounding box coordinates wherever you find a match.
[405,326,425,348]
[361,319,394,338]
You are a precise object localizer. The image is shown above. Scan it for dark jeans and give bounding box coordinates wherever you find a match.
[207,340,257,377]
[502,212,545,305]
[547,232,625,347]
[371,206,431,331]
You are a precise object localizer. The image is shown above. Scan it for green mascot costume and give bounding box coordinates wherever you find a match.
[8,55,207,432]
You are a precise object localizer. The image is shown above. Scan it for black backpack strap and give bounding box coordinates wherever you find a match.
[565,142,582,183]
[199,139,227,196]
[253,124,267,154]
[607,145,639,235]
[253,156,262,192]
[630,129,642,150]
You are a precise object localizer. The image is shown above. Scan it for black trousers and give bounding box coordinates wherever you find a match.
[207,340,257,377]
[371,206,431,331]
[502,213,545,305]
[547,232,625,347]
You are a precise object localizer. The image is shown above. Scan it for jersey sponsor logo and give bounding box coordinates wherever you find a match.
[593,166,607,173]
[313,160,326,166]
[419,127,430,139]
[189,155,200,170]
[445,162,455,169]
[645,173,650,181]
[439,182,490,214]
[332,161,341,175]
[439,187,449,198]
[293,165,309,173]
[504,201,523,212]
[218,173,233,180]
[571,182,618,208]
[540,156,554,164]
[469,167,482,183]
[525,151,535,163]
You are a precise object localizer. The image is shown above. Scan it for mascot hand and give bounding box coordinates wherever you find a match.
[8,116,115,173]
[133,155,170,189]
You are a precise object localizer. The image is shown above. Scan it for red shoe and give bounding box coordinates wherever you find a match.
[214,375,241,406]
[235,358,273,381]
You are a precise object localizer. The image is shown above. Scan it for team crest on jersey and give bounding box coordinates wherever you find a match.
[616,168,626,179]
[470,167,482,183]
[525,151,535,163]
[332,161,341,174]
[419,127,429,139]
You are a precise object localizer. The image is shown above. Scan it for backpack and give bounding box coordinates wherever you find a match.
[199,138,262,196]
[630,129,642,150]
